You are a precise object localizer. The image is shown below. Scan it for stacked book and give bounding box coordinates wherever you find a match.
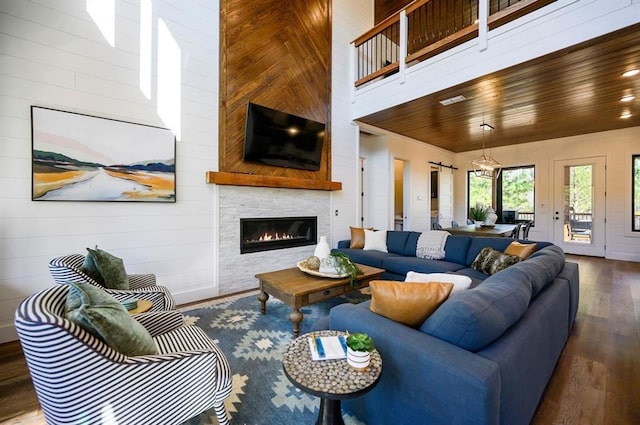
[308,334,347,361]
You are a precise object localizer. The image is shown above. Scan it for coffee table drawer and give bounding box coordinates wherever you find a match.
[308,286,346,303]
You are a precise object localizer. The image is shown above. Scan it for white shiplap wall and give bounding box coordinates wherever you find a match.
[330,0,373,244]
[0,0,221,342]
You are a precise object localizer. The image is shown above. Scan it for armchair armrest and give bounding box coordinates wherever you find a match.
[330,303,501,425]
[133,310,184,337]
[128,273,157,289]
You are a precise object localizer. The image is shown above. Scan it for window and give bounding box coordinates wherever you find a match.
[468,172,492,217]
[633,155,640,232]
[468,165,535,223]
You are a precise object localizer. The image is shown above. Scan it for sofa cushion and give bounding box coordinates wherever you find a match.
[382,256,464,277]
[465,237,516,266]
[332,248,402,269]
[443,235,472,264]
[65,282,158,356]
[364,229,388,252]
[421,264,534,351]
[402,231,421,256]
[504,241,537,259]
[471,247,521,276]
[453,267,489,285]
[387,231,410,255]
[405,271,472,293]
[370,280,453,327]
[515,245,566,297]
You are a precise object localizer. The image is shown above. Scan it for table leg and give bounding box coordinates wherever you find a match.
[289,308,303,338]
[258,291,269,315]
[316,398,344,425]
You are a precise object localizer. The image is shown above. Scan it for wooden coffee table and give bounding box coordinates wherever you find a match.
[256,263,384,337]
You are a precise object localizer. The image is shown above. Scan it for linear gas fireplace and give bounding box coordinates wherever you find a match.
[240,216,317,254]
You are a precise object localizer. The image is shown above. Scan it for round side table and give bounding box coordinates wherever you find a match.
[282,330,382,425]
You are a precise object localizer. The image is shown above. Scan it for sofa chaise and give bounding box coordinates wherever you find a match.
[317,231,579,425]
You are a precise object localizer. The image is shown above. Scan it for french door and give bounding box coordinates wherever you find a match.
[552,157,606,256]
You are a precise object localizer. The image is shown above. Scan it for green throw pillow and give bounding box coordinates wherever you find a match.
[65,282,158,356]
[81,252,106,286]
[471,246,521,275]
[84,247,129,290]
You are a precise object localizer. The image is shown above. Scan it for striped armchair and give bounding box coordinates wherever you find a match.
[49,253,176,311]
[15,284,232,425]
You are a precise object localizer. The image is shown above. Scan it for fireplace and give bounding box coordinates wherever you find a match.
[240,216,317,254]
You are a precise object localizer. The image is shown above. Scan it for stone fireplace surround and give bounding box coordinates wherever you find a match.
[217,185,330,295]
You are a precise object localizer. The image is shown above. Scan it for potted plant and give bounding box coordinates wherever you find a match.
[346,332,374,369]
[329,252,363,287]
[470,203,488,227]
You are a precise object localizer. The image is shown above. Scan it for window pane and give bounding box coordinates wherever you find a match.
[501,167,535,222]
[468,172,492,217]
[634,155,640,231]
[563,164,593,244]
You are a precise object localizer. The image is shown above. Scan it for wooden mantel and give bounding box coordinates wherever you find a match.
[206,171,342,191]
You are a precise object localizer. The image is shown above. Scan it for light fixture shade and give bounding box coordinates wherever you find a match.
[471,154,502,179]
[474,122,501,179]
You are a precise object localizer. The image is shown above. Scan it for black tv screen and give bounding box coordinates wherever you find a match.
[243,103,325,171]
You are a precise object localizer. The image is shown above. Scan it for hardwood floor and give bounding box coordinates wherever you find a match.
[1,255,638,424]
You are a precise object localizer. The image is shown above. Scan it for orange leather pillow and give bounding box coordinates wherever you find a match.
[504,241,537,259]
[370,280,453,327]
[350,226,373,249]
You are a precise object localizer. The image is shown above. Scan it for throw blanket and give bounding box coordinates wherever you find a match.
[416,230,449,260]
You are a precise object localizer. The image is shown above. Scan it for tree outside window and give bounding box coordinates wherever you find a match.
[468,165,535,223]
[468,172,492,217]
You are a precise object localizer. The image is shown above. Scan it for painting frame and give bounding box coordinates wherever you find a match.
[31,106,176,203]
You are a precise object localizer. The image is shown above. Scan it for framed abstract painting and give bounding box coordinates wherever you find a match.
[31,106,176,202]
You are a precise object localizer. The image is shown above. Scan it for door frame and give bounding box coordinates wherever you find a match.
[552,156,606,256]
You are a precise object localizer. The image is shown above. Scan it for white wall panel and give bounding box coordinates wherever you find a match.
[330,0,373,245]
[0,0,220,342]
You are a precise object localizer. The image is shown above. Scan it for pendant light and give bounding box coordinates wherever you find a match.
[472,123,501,179]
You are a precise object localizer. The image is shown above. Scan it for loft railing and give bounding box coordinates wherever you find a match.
[353,0,556,88]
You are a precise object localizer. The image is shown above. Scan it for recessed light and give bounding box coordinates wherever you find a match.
[620,110,632,119]
[621,94,635,102]
[622,69,639,77]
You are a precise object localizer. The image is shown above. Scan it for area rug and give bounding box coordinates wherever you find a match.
[180,290,370,425]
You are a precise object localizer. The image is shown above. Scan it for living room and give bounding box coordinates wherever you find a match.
[0,0,639,423]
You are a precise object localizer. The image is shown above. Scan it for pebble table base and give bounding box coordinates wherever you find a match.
[282,330,382,425]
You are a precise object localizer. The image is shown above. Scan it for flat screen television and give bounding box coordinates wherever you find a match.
[243,103,325,171]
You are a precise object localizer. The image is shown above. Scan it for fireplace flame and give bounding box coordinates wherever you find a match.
[258,232,294,241]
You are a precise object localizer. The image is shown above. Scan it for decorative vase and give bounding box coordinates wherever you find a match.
[314,236,330,260]
[475,220,483,228]
[347,347,371,369]
[484,207,498,225]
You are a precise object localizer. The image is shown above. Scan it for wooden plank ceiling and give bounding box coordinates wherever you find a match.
[356,23,640,153]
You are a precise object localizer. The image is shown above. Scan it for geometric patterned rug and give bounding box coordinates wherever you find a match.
[180,290,370,425]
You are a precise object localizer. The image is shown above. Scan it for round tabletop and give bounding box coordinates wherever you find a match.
[282,330,382,400]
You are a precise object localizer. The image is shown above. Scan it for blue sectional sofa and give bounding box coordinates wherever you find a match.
[322,231,579,425]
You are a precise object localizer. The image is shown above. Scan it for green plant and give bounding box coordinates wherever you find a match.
[330,252,363,286]
[470,203,488,221]
[346,332,374,352]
